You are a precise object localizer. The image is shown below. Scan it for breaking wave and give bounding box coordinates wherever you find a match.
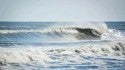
[0,22,125,70]
[0,42,125,65]
[0,22,108,42]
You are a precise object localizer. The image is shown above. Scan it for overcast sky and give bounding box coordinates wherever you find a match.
[0,0,125,22]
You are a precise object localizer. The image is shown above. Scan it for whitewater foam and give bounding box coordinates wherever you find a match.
[102,29,125,40]
[0,47,52,65]
[0,41,125,65]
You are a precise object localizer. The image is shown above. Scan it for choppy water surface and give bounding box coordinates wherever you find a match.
[0,22,125,70]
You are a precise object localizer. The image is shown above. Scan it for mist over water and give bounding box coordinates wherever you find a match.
[0,22,125,70]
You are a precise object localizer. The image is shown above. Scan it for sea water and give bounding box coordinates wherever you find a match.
[0,22,125,70]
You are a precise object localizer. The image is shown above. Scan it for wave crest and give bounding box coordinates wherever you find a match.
[0,22,108,41]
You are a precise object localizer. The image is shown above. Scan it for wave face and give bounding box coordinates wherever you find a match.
[0,22,108,43]
[0,22,125,70]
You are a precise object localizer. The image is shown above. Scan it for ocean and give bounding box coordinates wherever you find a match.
[0,22,125,70]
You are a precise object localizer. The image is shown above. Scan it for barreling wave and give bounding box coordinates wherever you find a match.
[0,22,108,42]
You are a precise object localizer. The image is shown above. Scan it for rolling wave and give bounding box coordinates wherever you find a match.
[0,22,108,42]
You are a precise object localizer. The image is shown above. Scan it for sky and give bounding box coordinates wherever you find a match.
[0,0,125,22]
